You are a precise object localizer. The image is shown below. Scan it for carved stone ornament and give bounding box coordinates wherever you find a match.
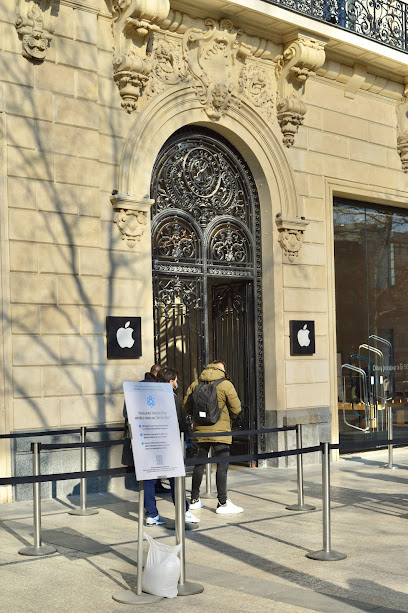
[397,132,408,172]
[275,216,309,263]
[240,61,274,121]
[277,97,307,148]
[111,193,154,248]
[396,89,408,173]
[275,34,326,147]
[145,35,187,98]
[110,0,171,112]
[182,18,252,120]
[15,0,54,62]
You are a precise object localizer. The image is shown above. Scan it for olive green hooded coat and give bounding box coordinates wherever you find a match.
[182,363,241,444]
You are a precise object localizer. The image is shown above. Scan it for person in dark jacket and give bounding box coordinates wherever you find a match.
[144,367,199,525]
[121,364,162,467]
[142,364,162,382]
[183,360,243,514]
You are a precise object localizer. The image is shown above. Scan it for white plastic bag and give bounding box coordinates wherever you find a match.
[142,532,181,598]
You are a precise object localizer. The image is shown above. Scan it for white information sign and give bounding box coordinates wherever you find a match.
[123,381,186,481]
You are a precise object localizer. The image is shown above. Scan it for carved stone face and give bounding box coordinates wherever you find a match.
[252,73,266,95]
[212,83,228,109]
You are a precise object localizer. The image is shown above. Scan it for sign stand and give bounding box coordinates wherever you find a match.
[112,481,163,605]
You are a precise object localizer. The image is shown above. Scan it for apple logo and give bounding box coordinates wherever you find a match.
[297,324,311,347]
[116,321,135,349]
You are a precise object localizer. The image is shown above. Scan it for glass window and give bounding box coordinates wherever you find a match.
[334,198,408,448]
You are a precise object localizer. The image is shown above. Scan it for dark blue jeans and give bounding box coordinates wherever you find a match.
[191,442,230,505]
[144,478,189,518]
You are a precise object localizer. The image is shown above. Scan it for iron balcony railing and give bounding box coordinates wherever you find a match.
[262,0,408,52]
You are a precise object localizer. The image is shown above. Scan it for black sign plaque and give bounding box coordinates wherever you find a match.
[290,320,315,356]
[106,316,142,359]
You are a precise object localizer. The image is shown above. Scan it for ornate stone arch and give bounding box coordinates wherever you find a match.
[111,84,307,262]
[117,84,297,211]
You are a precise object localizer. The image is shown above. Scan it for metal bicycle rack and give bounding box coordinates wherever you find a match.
[341,364,370,432]
[341,337,393,434]
[358,344,386,431]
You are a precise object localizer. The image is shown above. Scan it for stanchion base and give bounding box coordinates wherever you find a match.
[178,581,205,596]
[201,493,217,500]
[18,544,57,557]
[165,520,199,531]
[68,508,99,516]
[306,549,347,561]
[286,503,316,511]
[112,589,163,604]
[383,464,396,470]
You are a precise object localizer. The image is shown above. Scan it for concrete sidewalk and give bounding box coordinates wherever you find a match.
[1,447,408,613]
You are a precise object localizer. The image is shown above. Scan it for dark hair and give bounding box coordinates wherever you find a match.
[150,364,162,376]
[157,367,178,383]
[212,360,226,371]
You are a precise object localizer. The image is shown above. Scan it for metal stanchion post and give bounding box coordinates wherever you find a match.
[69,427,98,516]
[383,405,395,469]
[201,448,216,499]
[166,433,199,532]
[286,424,316,512]
[175,472,204,596]
[306,443,346,561]
[19,443,56,557]
[113,481,163,605]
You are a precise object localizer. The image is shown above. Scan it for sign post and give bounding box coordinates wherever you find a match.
[113,381,185,605]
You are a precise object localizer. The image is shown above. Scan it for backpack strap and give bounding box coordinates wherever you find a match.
[213,378,226,413]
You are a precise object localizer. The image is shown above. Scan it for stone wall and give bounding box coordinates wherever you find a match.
[1,0,408,497]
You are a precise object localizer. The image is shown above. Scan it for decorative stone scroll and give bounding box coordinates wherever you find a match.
[15,0,55,62]
[110,0,171,112]
[110,193,154,248]
[275,215,309,263]
[275,34,326,147]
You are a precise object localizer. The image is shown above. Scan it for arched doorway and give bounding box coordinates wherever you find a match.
[150,126,264,454]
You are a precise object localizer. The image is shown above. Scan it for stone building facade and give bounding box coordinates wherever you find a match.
[1,0,408,502]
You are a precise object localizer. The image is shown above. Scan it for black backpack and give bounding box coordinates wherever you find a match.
[192,378,225,426]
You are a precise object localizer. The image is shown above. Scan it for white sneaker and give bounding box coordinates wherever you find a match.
[189,499,204,509]
[216,499,243,514]
[145,514,166,525]
[185,511,200,523]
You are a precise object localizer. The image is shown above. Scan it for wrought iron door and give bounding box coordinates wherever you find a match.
[150,127,264,448]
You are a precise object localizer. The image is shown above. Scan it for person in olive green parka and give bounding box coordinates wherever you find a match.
[183,361,244,514]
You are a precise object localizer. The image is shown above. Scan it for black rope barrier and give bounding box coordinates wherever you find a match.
[0,444,322,486]
[189,425,297,438]
[40,440,125,451]
[185,445,322,466]
[0,425,124,440]
[0,466,135,487]
[0,428,82,439]
[86,426,124,433]
[4,428,407,489]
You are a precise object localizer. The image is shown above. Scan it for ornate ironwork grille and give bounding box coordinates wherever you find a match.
[150,127,264,449]
[261,0,408,52]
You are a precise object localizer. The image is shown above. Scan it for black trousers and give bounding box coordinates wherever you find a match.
[191,442,230,505]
